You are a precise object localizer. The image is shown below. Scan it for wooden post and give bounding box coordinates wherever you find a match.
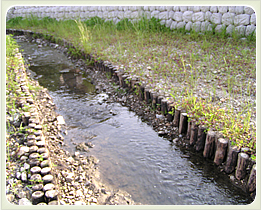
[151,92,157,109]
[235,152,249,180]
[161,98,168,116]
[144,88,151,104]
[195,125,207,152]
[167,103,174,122]
[214,138,228,165]
[179,113,188,134]
[157,96,163,111]
[247,164,256,193]
[186,120,192,140]
[173,108,181,127]
[189,120,198,146]
[224,145,240,174]
[32,191,45,205]
[45,190,59,203]
[138,84,145,100]
[203,130,216,159]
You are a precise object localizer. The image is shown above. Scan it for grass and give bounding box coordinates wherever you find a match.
[6,16,256,160]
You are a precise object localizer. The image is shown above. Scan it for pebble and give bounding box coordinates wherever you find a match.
[74,201,86,205]
[16,172,21,180]
[42,174,53,183]
[66,173,74,183]
[19,198,32,205]
[43,183,55,192]
[172,138,179,143]
[20,156,28,161]
[17,146,29,157]
[32,184,44,192]
[6,194,15,202]
[21,172,27,182]
[45,190,59,200]
[24,163,30,170]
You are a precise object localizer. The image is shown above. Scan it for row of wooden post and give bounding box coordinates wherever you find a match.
[94,57,256,195]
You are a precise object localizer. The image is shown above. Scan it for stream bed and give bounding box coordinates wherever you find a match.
[16,38,253,205]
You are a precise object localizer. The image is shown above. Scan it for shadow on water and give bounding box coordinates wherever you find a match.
[16,39,253,205]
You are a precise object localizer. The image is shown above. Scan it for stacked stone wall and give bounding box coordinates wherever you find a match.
[7,6,256,37]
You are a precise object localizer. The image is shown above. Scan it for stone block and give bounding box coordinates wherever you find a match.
[151,10,160,19]
[130,11,140,19]
[218,6,228,14]
[192,12,205,22]
[235,6,244,14]
[229,6,236,13]
[251,14,256,25]
[173,12,183,22]
[200,6,210,12]
[245,25,256,36]
[166,6,173,11]
[113,18,120,24]
[188,6,194,11]
[201,21,210,31]
[170,21,177,30]
[185,21,192,31]
[129,6,138,11]
[166,19,173,27]
[169,11,175,19]
[159,11,169,20]
[183,11,193,22]
[177,21,185,29]
[205,11,212,21]
[102,11,108,18]
[149,6,156,11]
[210,13,222,24]
[215,24,226,33]
[234,14,250,26]
[144,11,151,19]
[235,25,246,36]
[179,6,188,12]
[222,12,236,25]
[226,24,235,35]
[192,21,201,32]
[158,6,167,11]
[123,6,129,11]
[116,11,123,19]
[160,20,166,25]
[124,11,132,19]
[210,6,218,13]
[207,23,213,31]
[193,6,200,12]
[173,6,180,11]
[107,11,114,19]
[244,6,255,15]
[143,6,149,11]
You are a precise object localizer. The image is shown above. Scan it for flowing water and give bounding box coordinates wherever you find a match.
[16,39,253,205]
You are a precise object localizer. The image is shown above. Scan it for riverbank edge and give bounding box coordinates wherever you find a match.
[5,33,136,206]
[6,28,256,203]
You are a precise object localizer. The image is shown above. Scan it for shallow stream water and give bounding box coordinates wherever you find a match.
[17,39,253,205]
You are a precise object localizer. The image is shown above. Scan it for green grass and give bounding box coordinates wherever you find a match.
[6,16,256,160]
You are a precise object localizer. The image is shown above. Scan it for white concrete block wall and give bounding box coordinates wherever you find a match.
[6,5,256,37]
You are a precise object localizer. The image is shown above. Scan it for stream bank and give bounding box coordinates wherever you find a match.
[6,29,256,205]
[5,35,135,205]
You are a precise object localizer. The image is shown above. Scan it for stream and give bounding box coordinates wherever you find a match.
[16,38,253,205]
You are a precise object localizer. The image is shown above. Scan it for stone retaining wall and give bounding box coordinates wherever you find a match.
[7,6,256,37]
